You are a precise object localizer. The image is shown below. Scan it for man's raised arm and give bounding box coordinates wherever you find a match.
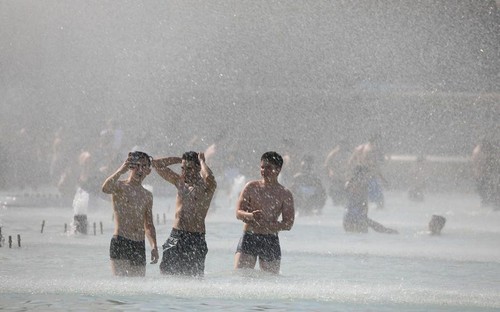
[152,157,182,185]
[198,152,217,191]
[102,160,129,194]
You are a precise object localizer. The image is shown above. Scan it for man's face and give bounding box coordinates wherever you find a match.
[260,160,280,180]
[181,160,200,183]
[129,158,151,180]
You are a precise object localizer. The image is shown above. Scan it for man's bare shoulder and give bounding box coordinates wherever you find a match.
[110,180,127,193]
[279,184,293,198]
[244,180,262,189]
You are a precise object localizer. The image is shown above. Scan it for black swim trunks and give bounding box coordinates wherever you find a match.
[160,228,208,277]
[236,232,281,262]
[109,235,146,266]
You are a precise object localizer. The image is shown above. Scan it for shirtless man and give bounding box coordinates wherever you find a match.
[349,134,388,209]
[153,151,217,277]
[102,151,159,277]
[471,139,499,208]
[323,139,350,206]
[234,152,295,274]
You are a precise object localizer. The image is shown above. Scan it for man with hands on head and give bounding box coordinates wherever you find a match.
[152,151,217,278]
[234,151,295,275]
[102,151,159,277]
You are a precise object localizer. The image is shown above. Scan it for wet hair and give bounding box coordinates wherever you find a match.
[182,151,200,166]
[429,215,446,235]
[261,151,283,169]
[128,151,152,167]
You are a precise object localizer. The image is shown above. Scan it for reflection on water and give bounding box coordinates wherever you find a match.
[1,191,499,311]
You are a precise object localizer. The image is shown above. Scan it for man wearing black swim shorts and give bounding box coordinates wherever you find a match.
[102,151,159,277]
[235,152,294,274]
[109,235,146,266]
[153,151,216,278]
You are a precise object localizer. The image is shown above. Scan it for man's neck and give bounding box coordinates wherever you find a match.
[127,177,142,187]
[262,177,279,185]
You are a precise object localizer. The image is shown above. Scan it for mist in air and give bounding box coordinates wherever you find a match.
[0,1,499,190]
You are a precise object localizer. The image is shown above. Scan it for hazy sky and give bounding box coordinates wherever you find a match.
[1,1,499,164]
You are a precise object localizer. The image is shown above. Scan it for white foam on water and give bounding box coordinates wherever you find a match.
[0,190,499,311]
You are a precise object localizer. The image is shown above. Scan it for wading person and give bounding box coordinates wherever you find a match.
[343,166,398,234]
[153,151,216,278]
[102,151,159,277]
[349,134,388,209]
[234,152,295,274]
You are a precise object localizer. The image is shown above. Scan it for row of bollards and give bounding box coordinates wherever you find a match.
[157,213,167,225]
[68,216,104,235]
[1,211,169,249]
[0,227,21,248]
[112,213,168,225]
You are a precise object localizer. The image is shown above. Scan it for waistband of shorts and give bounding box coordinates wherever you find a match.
[171,228,206,237]
[112,235,145,243]
[244,231,278,237]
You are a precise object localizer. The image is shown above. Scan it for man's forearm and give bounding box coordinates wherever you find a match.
[102,170,123,193]
[153,157,182,169]
[200,160,214,179]
[146,228,158,249]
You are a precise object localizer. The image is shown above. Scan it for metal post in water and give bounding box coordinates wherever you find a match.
[41,220,45,233]
[17,234,21,247]
[100,221,103,235]
[8,236,12,248]
[93,222,96,236]
[64,223,67,233]
[163,213,166,224]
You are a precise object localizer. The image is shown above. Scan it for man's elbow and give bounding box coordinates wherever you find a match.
[102,185,111,194]
[145,224,156,235]
[281,221,294,231]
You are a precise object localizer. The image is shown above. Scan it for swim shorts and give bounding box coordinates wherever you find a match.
[109,235,146,266]
[368,178,384,202]
[343,203,369,233]
[160,228,208,277]
[236,232,281,262]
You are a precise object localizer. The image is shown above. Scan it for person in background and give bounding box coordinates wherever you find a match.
[471,138,499,209]
[349,134,388,209]
[234,152,295,274]
[290,155,326,216]
[323,139,350,206]
[153,151,217,278]
[428,215,446,235]
[408,154,427,202]
[343,165,398,234]
[102,151,159,277]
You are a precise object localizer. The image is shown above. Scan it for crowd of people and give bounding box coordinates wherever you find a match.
[1,119,498,277]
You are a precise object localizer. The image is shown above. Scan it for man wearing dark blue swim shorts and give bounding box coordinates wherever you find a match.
[235,152,295,274]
